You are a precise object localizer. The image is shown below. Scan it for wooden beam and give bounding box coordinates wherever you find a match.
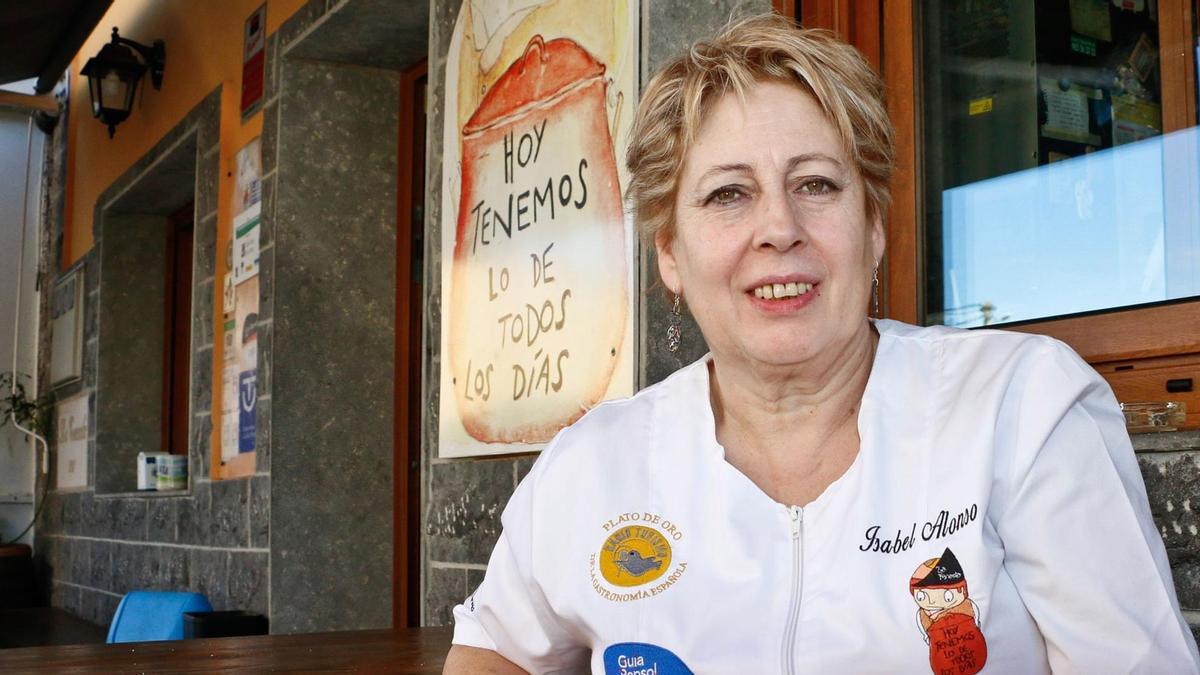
[881,0,919,323]
[0,91,57,114]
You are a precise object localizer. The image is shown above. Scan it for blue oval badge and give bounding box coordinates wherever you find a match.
[603,642,693,675]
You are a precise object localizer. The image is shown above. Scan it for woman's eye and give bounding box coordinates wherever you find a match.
[706,187,743,205]
[797,178,834,195]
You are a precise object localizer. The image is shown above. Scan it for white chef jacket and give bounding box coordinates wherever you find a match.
[452,319,1200,674]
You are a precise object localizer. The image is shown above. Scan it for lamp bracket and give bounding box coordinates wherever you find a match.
[109,27,166,90]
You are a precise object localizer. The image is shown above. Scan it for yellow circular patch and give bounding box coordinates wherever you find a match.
[599,525,672,587]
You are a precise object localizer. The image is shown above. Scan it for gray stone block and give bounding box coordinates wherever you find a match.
[258,247,274,324]
[196,87,222,153]
[88,390,96,442]
[161,546,189,589]
[197,147,220,220]
[191,279,214,351]
[1139,452,1200,569]
[277,0,326,51]
[110,543,149,595]
[84,252,100,294]
[188,548,230,609]
[62,492,83,536]
[255,395,271,472]
[88,540,114,592]
[190,348,213,420]
[249,475,270,548]
[514,455,537,486]
[112,499,149,541]
[1135,431,1200,453]
[425,566,466,628]
[83,282,98,345]
[82,494,114,539]
[228,551,268,615]
[146,497,177,543]
[190,413,212,480]
[260,174,276,247]
[81,335,97,390]
[262,100,278,176]
[270,56,397,634]
[177,480,211,546]
[426,459,513,564]
[264,33,280,102]
[195,214,218,280]
[256,318,272,396]
[66,538,88,585]
[94,591,121,629]
[209,478,249,547]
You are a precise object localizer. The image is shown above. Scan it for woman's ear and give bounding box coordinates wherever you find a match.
[655,230,681,295]
[870,211,886,267]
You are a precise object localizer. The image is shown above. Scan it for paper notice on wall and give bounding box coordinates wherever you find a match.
[233,202,261,282]
[220,319,239,462]
[1040,78,1098,145]
[232,138,262,283]
[55,393,88,490]
[234,277,259,455]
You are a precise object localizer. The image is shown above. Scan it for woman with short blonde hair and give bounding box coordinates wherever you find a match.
[446,14,1197,674]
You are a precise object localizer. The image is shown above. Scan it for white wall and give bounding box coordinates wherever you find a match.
[0,109,45,545]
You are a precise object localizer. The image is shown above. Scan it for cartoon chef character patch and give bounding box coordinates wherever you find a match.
[909,548,987,675]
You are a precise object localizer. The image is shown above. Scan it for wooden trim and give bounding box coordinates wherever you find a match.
[881,0,919,323]
[0,91,57,114]
[772,0,795,20]
[218,452,256,480]
[395,59,427,630]
[1158,0,1197,133]
[1003,303,1200,364]
[801,0,846,33]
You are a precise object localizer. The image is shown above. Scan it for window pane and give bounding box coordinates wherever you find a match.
[920,0,1200,327]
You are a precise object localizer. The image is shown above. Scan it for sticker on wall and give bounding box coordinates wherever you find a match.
[437,0,639,458]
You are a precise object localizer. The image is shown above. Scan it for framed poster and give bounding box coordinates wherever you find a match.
[438,0,639,457]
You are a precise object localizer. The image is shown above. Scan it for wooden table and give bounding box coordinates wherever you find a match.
[0,626,453,673]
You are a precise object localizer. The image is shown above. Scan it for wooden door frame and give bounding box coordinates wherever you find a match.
[395,59,427,629]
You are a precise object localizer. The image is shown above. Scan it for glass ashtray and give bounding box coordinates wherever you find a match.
[1121,401,1186,433]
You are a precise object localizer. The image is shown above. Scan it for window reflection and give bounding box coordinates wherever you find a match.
[933,126,1199,327]
[920,0,1199,327]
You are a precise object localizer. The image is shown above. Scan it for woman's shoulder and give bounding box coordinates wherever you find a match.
[526,355,710,480]
[875,319,1090,376]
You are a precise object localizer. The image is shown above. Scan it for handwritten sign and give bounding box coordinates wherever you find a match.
[439,5,637,457]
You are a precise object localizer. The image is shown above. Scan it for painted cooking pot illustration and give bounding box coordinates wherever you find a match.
[450,35,628,444]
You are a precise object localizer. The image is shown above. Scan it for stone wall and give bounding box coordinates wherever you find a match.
[419,0,767,626]
[34,89,270,627]
[1134,431,1200,641]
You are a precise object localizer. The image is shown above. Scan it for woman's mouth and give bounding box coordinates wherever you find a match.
[752,281,815,300]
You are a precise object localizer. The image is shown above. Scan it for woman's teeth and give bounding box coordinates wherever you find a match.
[754,282,814,300]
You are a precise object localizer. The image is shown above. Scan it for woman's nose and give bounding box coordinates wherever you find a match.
[752,186,806,252]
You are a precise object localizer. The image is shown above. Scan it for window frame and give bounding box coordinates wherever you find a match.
[880,0,1200,365]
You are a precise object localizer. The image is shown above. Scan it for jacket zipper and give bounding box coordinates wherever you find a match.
[781,505,804,675]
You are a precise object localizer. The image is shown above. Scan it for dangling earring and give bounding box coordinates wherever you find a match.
[667,294,682,353]
[871,267,880,317]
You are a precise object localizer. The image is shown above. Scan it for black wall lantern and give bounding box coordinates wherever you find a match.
[81,27,166,138]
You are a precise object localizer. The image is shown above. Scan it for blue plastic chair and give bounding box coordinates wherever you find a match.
[106,590,213,643]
